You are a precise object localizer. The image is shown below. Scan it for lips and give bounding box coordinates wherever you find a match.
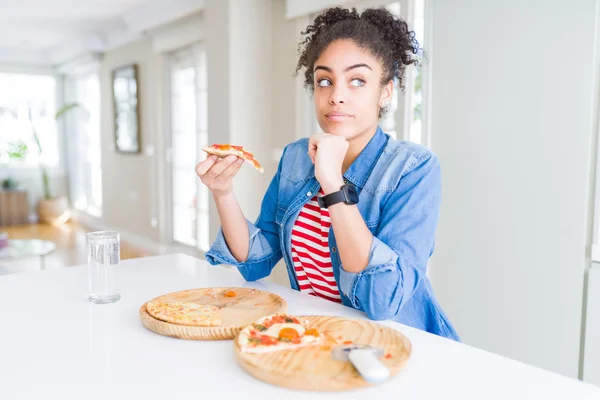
[325,111,353,122]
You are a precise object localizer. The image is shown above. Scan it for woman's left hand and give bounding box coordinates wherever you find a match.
[308,133,349,194]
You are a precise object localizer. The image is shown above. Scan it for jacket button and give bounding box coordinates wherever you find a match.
[331,247,337,252]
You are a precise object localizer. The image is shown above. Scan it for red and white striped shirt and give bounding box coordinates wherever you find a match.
[291,189,342,303]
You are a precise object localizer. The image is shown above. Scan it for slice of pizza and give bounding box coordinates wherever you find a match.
[201,144,264,174]
[146,300,222,327]
[237,313,323,354]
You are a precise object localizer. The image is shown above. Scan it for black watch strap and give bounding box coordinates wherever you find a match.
[318,188,346,209]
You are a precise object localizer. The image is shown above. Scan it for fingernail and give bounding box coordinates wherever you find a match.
[237,159,244,164]
[211,155,218,161]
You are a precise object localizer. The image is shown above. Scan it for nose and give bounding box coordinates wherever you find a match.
[329,85,346,105]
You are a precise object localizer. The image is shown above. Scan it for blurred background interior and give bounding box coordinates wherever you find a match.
[0,0,599,388]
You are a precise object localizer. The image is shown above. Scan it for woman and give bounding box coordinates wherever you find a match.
[197,7,459,340]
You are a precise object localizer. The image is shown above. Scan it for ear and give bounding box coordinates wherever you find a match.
[379,80,394,108]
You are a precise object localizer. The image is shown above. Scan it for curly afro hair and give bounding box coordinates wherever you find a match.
[296,7,420,93]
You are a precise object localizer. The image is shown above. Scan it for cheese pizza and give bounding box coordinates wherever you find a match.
[146,300,222,327]
[237,313,323,353]
[201,144,264,173]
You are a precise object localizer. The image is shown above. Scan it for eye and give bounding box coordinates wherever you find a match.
[317,78,332,87]
[350,78,365,87]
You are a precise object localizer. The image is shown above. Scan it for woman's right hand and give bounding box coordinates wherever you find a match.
[195,155,244,197]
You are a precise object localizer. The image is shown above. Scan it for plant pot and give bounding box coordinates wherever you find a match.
[1,177,21,190]
[36,196,71,225]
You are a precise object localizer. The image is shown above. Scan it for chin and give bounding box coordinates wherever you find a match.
[318,122,356,139]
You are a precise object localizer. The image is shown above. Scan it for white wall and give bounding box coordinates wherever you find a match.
[428,0,597,378]
[285,0,353,19]
[204,0,274,233]
[584,267,600,385]
[99,38,163,242]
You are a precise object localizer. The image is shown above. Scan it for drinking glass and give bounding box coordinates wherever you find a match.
[87,231,121,304]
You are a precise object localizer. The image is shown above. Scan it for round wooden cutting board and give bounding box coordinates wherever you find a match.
[234,315,412,391]
[140,287,287,340]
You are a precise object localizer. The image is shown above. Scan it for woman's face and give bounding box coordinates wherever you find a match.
[313,39,393,143]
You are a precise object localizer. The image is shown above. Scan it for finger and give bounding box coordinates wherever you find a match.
[196,156,218,176]
[308,134,322,149]
[308,135,320,155]
[220,157,244,178]
[310,133,336,148]
[206,155,238,177]
[307,148,316,163]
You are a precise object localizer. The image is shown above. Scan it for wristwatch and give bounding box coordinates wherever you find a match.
[317,183,359,208]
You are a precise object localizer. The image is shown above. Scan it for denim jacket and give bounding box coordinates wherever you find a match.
[205,126,459,340]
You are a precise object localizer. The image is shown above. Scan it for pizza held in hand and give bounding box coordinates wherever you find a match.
[237,313,324,354]
[201,144,264,174]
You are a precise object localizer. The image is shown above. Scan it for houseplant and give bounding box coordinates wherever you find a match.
[0,103,85,224]
[0,141,28,190]
[0,141,28,231]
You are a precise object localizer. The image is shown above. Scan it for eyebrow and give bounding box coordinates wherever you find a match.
[314,63,373,73]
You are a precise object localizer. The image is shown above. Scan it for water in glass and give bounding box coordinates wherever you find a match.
[87,231,121,304]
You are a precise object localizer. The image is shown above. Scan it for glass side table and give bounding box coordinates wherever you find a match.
[0,239,56,273]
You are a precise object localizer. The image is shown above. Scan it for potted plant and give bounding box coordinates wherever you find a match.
[0,141,28,190]
[0,103,86,224]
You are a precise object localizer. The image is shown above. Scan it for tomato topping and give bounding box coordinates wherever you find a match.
[263,314,300,328]
[259,335,278,345]
[224,290,236,297]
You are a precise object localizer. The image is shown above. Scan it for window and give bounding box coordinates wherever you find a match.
[0,73,58,167]
[168,44,209,251]
[409,0,425,144]
[380,0,425,143]
[64,73,103,217]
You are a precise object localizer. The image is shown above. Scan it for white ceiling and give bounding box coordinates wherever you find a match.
[0,0,144,50]
[0,0,206,67]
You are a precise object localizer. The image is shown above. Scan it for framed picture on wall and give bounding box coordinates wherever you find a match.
[112,64,141,153]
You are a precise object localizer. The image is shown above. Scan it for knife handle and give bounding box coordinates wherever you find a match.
[348,348,390,384]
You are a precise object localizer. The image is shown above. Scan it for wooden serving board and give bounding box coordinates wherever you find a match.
[234,315,411,391]
[140,287,287,340]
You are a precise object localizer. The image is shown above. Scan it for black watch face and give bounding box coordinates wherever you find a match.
[344,184,359,204]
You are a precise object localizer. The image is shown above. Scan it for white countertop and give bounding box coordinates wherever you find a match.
[0,253,598,399]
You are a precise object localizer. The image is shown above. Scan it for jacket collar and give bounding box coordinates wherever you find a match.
[342,125,389,189]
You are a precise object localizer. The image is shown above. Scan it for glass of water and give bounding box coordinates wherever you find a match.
[87,231,121,304]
